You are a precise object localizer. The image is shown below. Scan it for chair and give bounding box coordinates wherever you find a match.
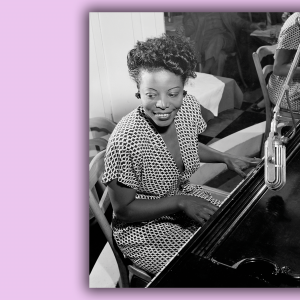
[89,138,108,159]
[89,117,116,140]
[89,150,153,288]
[89,117,116,161]
[252,45,300,156]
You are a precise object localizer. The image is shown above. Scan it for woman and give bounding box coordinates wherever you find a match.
[268,12,300,111]
[251,12,300,112]
[102,34,260,275]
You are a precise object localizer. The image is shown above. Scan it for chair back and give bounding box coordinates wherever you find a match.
[89,138,108,162]
[253,45,277,122]
[89,151,152,287]
[89,117,116,161]
[253,52,274,146]
[89,150,130,287]
[90,117,116,139]
[256,44,277,62]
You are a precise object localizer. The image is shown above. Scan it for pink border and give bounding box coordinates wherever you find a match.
[1,0,299,299]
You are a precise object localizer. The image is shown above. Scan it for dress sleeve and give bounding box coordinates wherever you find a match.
[196,103,207,135]
[186,95,207,135]
[101,134,139,190]
[278,15,300,50]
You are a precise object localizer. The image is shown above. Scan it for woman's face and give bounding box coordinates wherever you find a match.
[139,69,184,128]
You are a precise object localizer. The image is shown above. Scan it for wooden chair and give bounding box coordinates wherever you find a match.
[252,44,300,156]
[89,117,116,161]
[89,117,116,140]
[89,138,108,159]
[89,151,153,288]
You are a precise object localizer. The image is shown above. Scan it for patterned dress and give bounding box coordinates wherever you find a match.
[102,94,222,275]
[268,13,300,111]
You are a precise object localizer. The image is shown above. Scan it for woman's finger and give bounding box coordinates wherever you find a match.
[200,212,212,221]
[249,157,262,164]
[238,157,261,164]
[197,217,206,226]
[235,167,247,178]
[203,207,216,216]
[204,202,219,212]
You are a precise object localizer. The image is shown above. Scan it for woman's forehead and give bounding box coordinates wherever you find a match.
[139,69,183,87]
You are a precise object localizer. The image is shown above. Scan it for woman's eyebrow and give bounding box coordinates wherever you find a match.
[144,87,181,91]
[168,86,181,91]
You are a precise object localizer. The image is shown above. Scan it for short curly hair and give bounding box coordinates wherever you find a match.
[127,34,197,88]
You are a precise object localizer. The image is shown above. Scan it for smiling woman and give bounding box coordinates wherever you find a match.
[101,34,260,276]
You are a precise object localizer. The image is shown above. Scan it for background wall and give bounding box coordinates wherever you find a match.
[89,12,165,122]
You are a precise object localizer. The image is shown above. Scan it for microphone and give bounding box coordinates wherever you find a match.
[264,130,286,191]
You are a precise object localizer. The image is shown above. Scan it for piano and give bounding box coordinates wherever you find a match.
[147,123,300,288]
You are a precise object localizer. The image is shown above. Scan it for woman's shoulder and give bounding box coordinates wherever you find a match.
[278,13,300,49]
[109,108,147,145]
[181,94,202,113]
[178,94,204,126]
[179,93,206,134]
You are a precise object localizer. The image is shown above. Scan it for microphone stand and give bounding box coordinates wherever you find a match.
[265,16,300,190]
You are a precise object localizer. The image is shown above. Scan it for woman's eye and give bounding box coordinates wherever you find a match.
[169,94,178,98]
[146,94,156,99]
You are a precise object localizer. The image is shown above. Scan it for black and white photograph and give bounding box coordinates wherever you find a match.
[89,12,300,288]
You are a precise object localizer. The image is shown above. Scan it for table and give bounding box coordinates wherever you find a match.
[216,76,243,113]
[186,72,244,122]
[250,24,282,45]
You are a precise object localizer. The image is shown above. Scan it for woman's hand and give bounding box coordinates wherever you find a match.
[178,196,219,225]
[250,22,266,31]
[197,143,262,178]
[223,155,262,179]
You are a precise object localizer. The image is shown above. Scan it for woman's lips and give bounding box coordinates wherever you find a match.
[153,111,172,120]
[153,111,173,115]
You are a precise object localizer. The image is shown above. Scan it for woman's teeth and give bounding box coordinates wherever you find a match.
[156,113,169,117]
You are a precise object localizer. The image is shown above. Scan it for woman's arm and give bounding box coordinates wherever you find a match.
[198,142,261,178]
[198,142,228,164]
[229,12,265,33]
[273,48,300,77]
[107,179,218,225]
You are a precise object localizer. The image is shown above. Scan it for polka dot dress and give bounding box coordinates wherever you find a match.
[102,94,222,275]
[269,13,300,111]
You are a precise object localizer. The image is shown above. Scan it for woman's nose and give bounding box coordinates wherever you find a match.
[156,97,169,109]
